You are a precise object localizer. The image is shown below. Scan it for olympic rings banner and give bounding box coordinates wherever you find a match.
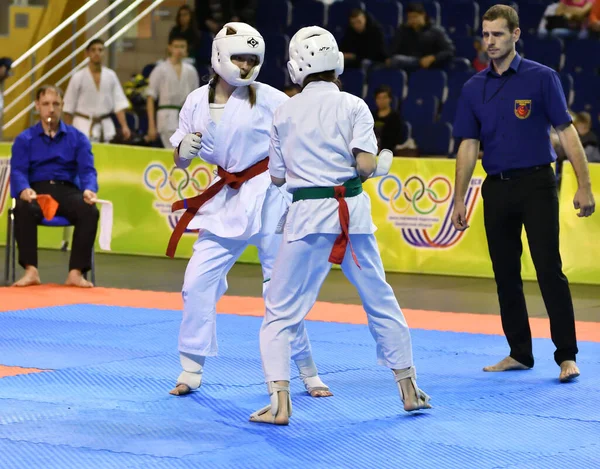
[0,142,597,284]
[361,157,530,279]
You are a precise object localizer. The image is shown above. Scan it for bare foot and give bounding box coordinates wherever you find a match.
[309,389,333,398]
[559,360,580,383]
[12,266,41,287]
[483,356,531,372]
[303,376,332,398]
[65,269,93,288]
[169,384,191,396]
[399,378,432,412]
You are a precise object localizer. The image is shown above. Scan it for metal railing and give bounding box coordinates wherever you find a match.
[2,0,165,133]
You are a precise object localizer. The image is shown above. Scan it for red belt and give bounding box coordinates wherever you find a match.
[166,157,269,258]
[329,186,361,269]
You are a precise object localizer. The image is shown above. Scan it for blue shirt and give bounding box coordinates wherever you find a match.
[10,120,98,198]
[453,54,572,175]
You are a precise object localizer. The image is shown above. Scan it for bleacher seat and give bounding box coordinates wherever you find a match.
[441,1,479,36]
[401,120,412,144]
[447,57,474,73]
[328,0,365,38]
[256,0,291,34]
[196,65,212,84]
[407,69,447,103]
[341,69,366,98]
[259,66,287,90]
[366,1,402,36]
[572,74,600,108]
[447,70,475,98]
[288,0,326,34]
[403,95,439,127]
[263,34,289,68]
[453,36,476,62]
[477,0,518,13]
[365,68,407,108]
[560,72,574,107]
[518,3,548,37]
[413,122,454,156]
[141,63,156,79]
[564,40,600,75]
[196,33,213,65]
[523,37,563,71]
[440,94,459,124]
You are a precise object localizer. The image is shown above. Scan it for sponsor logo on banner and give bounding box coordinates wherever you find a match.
[377,175,482,248]
[143,162,214,231]
[0,158,10,216]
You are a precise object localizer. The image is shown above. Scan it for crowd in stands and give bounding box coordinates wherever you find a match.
[30,0,598,165]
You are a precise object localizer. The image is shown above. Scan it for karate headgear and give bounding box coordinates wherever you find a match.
[211,22,264,86]
[287,26,344,86]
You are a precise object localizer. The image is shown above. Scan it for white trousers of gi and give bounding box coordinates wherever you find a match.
[178,189,313,362]
[260,233,414,382]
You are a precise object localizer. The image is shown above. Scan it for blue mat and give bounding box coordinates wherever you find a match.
[0,304,599,468]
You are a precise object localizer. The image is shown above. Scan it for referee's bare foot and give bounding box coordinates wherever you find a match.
[169,384,191,396]
[483,356,531,372]
[559,360,580,383]
[65,269,93,288]
[12,266,41,287]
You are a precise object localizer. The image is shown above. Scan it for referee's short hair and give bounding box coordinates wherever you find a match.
[482,5,519,32]
[35,85,64,101]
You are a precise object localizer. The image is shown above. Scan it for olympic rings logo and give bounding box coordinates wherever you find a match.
[378,175,453,215]
[143,163,213,202]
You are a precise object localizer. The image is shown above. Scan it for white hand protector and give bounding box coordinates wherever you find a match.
[179,133,202,160]
[372,149,393,178]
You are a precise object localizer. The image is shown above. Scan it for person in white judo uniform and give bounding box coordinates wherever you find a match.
[146,33,199,149]
[63,38,131,143]
[250,26,432,425]
[166,22,331,398]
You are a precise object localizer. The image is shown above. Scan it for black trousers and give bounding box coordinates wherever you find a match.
[482,165,577,367]
[14,181,99,273]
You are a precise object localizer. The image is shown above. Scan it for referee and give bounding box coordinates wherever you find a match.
[451,5,595,383]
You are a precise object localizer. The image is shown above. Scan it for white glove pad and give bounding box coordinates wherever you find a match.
[178,133,202,160]
[372,149,393,178]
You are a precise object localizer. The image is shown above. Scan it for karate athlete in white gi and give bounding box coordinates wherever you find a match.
[250,27,432,425]
[63,39,131,143]
[146,33,199,148]
[167,23,331,398]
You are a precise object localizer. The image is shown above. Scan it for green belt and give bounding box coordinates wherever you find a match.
[157,105,182,110]
[292,177,363,203]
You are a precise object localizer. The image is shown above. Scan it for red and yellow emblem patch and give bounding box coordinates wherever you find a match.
[514,100,532,119]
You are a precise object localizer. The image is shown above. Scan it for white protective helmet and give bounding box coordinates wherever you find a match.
[287,26,344,86]
[211,22,265,86]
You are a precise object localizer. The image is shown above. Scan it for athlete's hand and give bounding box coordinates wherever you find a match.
[179,133,202,160]
[451,201,469,231]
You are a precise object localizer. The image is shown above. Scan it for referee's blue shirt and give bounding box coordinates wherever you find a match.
[453,54,572,175]
[10,120,98,198]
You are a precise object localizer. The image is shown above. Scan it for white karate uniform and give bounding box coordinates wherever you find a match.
[145,60,199,148]
[261,81,414,382]
[170,82,315,378]
[63,67,130,142]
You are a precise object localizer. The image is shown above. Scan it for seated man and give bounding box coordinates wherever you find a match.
[340,8,387,69]
[387,2,454,71]
[10,85,99,288]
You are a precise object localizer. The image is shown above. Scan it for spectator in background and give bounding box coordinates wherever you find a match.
[146,33,199,149]
[372,85,404,154]
[63,39,131,143]
[0,57,12,142]
[196,0,257,34]
[574,111,600,162]
[588,0,600,36]
[539,0,592,39]
[340,9,387,69]
[472,37,490,72]
[283,84,300,98]
[170,5,201,60]
[387,2,454,72]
